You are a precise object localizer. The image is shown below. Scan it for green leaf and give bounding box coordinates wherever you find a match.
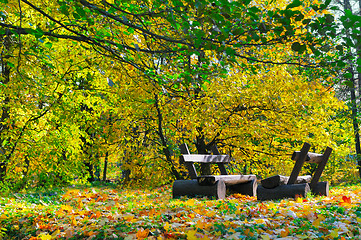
[325,14,334,24]
[344,72,353,79]
[302,19,311,25]
[225,47,235,56]
[343,80,353,87]
[45,42,53,49]
[252,32,260,41]
[76,6,86,18]
[357,58,361,66]
[291,42,301,51]
[34,27,44,38]
[294,13,304,21]
[286,0,302,9]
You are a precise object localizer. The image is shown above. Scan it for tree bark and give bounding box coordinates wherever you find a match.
[229,179,257,196]
[357,0,361,178]
[0,35,11,182]
[103,151,108,181]
[154,94,182,180]
[261,175,312,189]
[173,179,226,199]
[311,181,329,196]
[257,183,311,201]
[344,0,361,178]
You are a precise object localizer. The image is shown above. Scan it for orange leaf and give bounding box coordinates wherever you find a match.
[71,216,77,226]
[280,228,290,237]
[136,228,149,239]
[342,196,351,204]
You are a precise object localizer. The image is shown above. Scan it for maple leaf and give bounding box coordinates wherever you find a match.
[39,234,52,240]
[136,228,149,239]
[341,196,351,204]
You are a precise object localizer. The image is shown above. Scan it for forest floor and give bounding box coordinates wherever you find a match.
[0,182,360,240]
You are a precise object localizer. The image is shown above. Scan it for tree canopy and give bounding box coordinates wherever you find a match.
[0,0,360,188]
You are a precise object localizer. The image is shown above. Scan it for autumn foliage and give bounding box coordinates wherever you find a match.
[0,184,361,239]
[0,0,359,191]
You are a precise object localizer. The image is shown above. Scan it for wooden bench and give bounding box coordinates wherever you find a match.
[257,142,332,201]
[172,143,257,199]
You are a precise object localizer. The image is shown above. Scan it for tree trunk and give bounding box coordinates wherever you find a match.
[103,151,108,181]
[344,0,361,178]
[357,0,361,178]
[154,94,182,180]
[0,35,11,182]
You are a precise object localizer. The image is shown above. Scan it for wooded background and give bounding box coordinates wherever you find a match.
[0,0,360,190]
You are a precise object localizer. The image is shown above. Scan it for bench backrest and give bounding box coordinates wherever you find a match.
[181,155,230,163]
[288,142,332,189]
[179,143,229,179]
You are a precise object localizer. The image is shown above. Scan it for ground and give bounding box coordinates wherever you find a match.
[0,183,360,239]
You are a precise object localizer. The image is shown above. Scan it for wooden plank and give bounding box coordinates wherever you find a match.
[261,175,312,189]
[292,151,324,164]
[257,183,311,201]
[309,147,332,189]
[210,144,228,175]
[197,174,256,186]
[179,144,197,179]
[287,142,311,185]
[182,154,230,163]
[172,179,226,200]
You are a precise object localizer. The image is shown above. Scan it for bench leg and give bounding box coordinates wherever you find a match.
[311,181,329,196]
[172,179,226,199]
[228,179,257,197]
[257,183,311,201]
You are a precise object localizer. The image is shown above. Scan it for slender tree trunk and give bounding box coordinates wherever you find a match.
[154,94,182,180]
[103,151,108,181]
[357,0,361,177]
[344,0,361,178]
[0,35,11,182]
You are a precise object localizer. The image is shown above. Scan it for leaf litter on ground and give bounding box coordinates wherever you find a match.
[0,184,360,239]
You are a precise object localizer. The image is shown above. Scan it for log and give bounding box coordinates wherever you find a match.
[292,151,324,164]
[197,174,257,186]
[257,183,311,201]
[311,181,329,197]
[261,175,312,189]
[229,179,257,196]
[172,179,226,199]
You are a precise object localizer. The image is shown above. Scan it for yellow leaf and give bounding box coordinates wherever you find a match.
[260,235,271,240]
[39,234,52,240]
[164,222,171,232]
[71,216,77,226]
[186,230,198,240]
[51,229,60,237]
[329,229,339,238]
